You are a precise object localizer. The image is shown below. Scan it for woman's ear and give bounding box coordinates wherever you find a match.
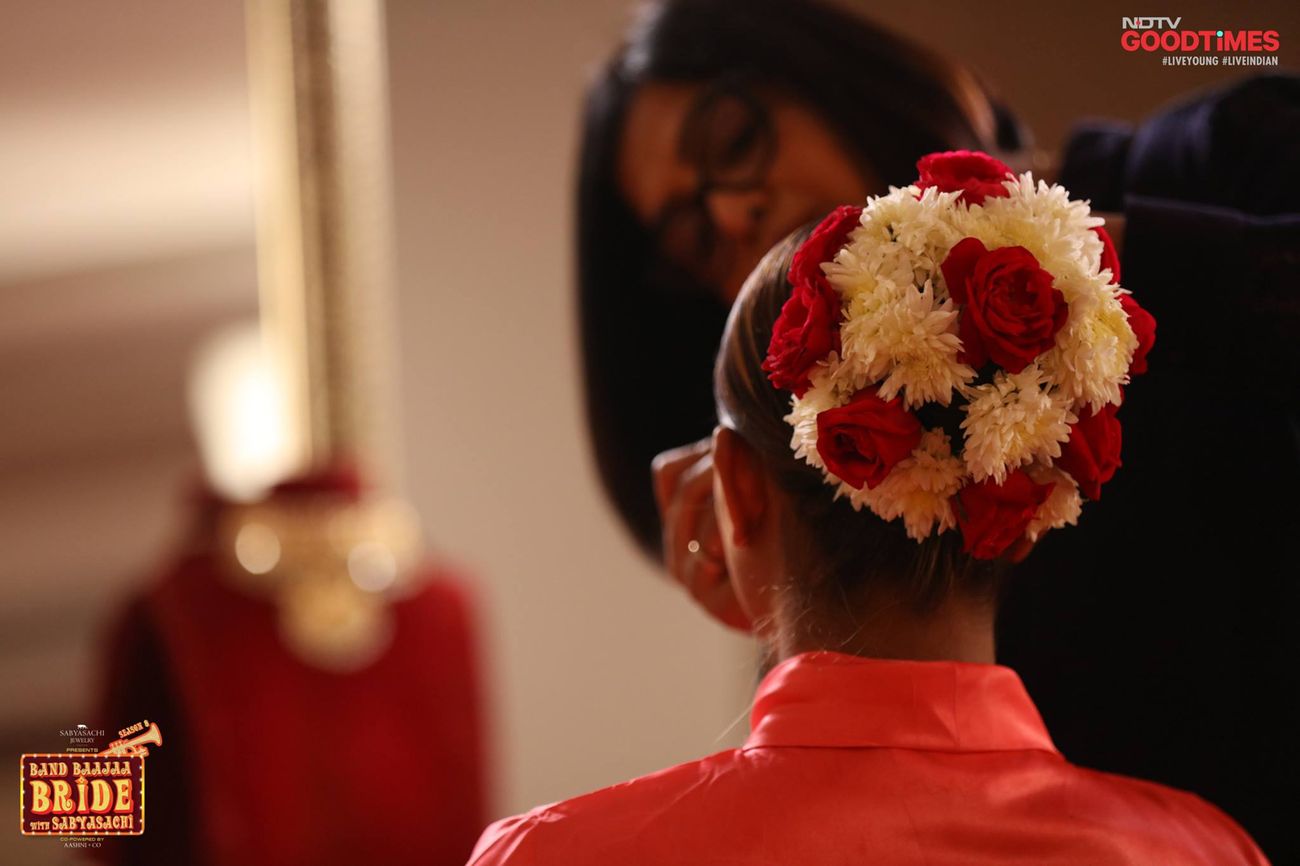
[709,424,783,633]
[711,425,767,549]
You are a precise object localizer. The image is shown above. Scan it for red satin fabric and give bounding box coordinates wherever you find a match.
[98,478,487,866]
[148,556,486,865]
[469,651,1266,865]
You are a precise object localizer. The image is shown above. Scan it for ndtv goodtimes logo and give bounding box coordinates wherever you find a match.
[1121,17,1281,66]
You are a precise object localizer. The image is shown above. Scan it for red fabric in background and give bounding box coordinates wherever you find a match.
[98,498,487,865]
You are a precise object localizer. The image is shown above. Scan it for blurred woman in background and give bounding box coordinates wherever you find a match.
[576,0,1026,576]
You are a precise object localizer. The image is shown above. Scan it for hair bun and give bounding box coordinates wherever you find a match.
[762,151,1155,560]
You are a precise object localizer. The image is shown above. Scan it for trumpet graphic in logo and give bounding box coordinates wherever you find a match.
[19,721,163,836]
[98,721,163,758]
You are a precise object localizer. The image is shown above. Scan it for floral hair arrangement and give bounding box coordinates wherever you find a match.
[761,151,1157,560]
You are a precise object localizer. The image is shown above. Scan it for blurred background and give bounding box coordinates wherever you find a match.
[1,1,1294,864]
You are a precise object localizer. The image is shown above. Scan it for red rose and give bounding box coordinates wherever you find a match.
[956,471,1053,560]
[1058,403,1122,501]
[763,206,861,395]
[916,150,1013,206]
[788,205,862,288]
[762,282,842,396]
[815,390,922,490]
[1119,294,1156,376]
[941,238,1068,373]
[1093,226,1121,284]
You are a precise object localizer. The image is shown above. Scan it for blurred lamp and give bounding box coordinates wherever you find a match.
[188,321,299,501]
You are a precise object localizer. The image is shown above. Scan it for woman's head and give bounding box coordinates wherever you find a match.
[607,0,1014,298]
[617,76,873,300]
[710,227,1011,654]
[706,153,1155,656]
[579,0,1026,556]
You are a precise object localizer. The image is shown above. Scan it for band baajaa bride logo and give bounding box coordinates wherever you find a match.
[1120,16,1281,66]
[19,719,163,841]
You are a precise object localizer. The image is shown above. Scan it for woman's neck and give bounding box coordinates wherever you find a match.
[774,590,997,666]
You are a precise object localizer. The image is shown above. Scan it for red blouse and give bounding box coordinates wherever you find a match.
[468,651,1266,865]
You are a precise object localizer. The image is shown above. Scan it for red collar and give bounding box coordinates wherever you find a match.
[745,651,1058,755]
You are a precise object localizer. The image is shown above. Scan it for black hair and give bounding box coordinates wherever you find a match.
[577,0,1025,557]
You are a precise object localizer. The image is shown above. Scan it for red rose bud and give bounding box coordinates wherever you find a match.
[1093,225,1121,284]
[1119,294,1156,375]
[815,390,922,490]
[941,238,1068,373]
[762,280,842,396]
[763,206,860,395]
[916,150,1013,206]
[956,471,1053,560]
[1058,403,1123,501]
[788,205,863,289]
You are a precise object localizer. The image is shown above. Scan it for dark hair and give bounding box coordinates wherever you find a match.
[577,0,1026,557]
[714,227,1007,613]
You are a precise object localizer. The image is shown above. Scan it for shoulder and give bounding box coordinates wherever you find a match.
[1069,766,1269,864]
[467,749,750,866]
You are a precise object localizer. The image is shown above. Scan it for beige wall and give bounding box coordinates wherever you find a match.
[383,1,755,820]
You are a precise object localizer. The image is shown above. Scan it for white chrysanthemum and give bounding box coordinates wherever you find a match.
[837,278,974,408]
[1024,464,1083,542]
[863,187,965,283]
[847,429,966,540]
[1041,284,1137,412]
[961,365,1077,484]
[829,186,965,302]
[955,175,1104,288]
[784,363,846,474]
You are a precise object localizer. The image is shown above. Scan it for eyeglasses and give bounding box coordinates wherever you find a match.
[652,76,777,289]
